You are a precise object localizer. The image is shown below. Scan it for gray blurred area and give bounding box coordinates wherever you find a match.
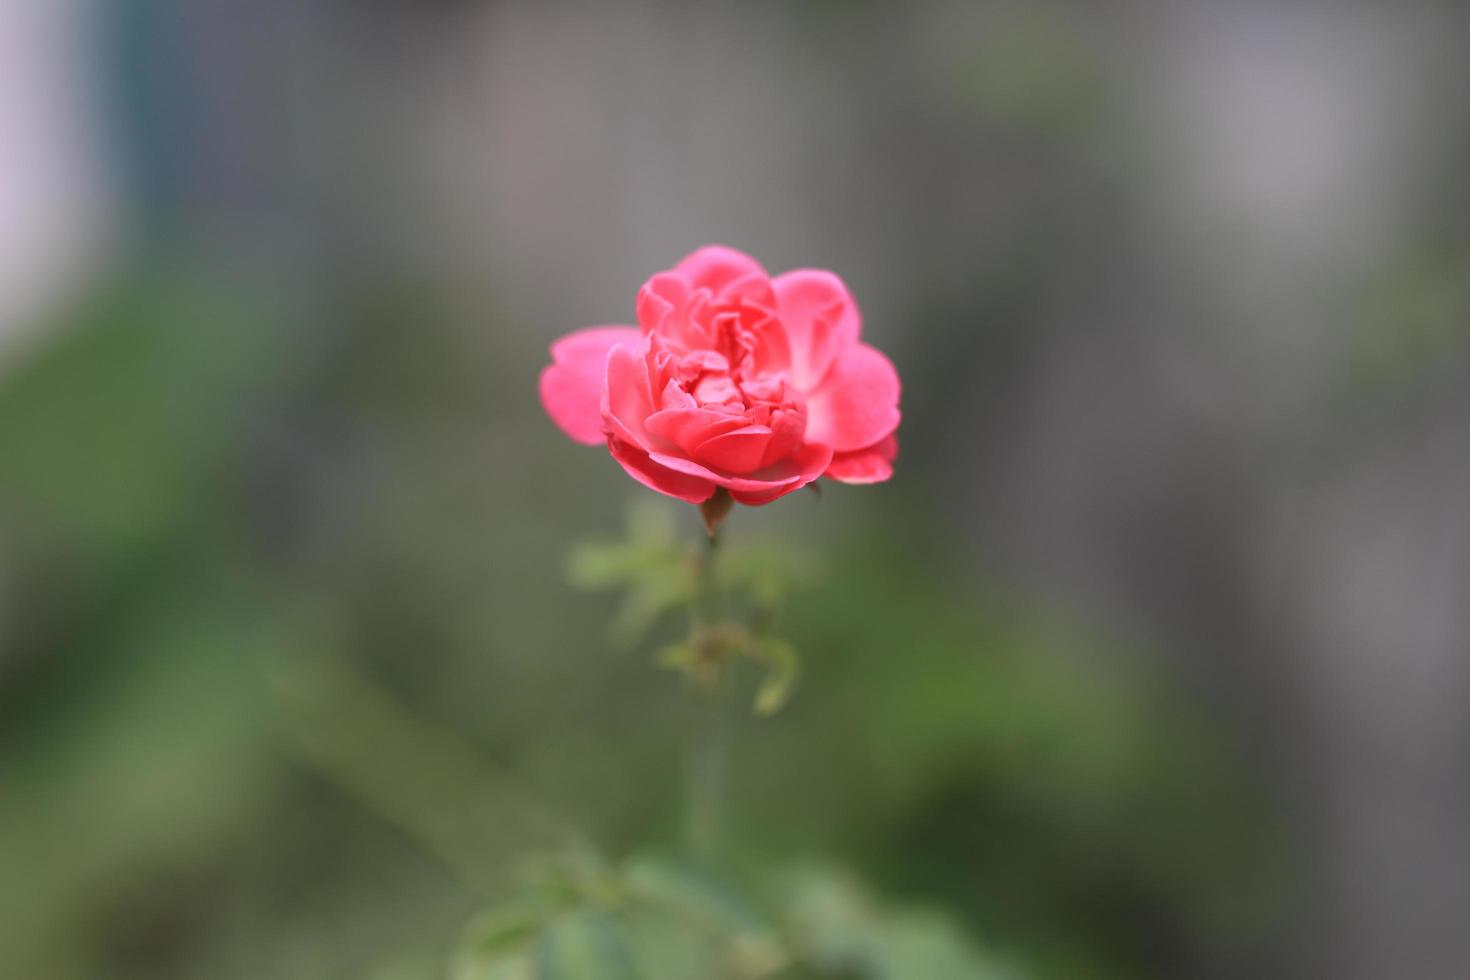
[3,1,1470,978]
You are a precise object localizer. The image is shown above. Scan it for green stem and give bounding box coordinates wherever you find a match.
[685,527,730,856]
[691,524,719,630]
[685,677,731,857]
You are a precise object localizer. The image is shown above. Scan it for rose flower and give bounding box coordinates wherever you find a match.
[539,245,900,507]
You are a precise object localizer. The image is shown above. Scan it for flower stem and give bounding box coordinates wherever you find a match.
[685,525,731,857]
[691,520,719,631]
[685,679,731,857]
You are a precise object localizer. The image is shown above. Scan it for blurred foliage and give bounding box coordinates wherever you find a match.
[1350,247,1470,388]
[567,500,816,715]
[0,268,1278,979]
[733,536,1284,980]
[451,851,1012,980]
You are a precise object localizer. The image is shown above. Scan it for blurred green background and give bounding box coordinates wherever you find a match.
[3,2,1469,978]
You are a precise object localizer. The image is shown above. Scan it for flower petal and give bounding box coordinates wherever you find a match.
[635,272,689,336]
[674,245,768,295]
[692,424,772,475]
[645,407,750,454]
[730,442,835,505]
[716,272,779,311]
[607,437,717,504]
[772,269,861,391]
[804,342,901,452]
[646,443,829,499]
[539,326,641,444]
[758,407,805,468]
[602,340,657,449]
[825,433,898,484]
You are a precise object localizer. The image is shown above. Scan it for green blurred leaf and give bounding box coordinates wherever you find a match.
[564,501,698,646]
[460,903,543,959]
[609,575,693,648]
[452,904,540,979]
[779,866,1008,980]
[624,855,766,938]
[620,904,713,980]
[751,638,799,718]
[535,908,638,980]
[451,950,536,980]
[656,643,699,670]
[622,855,791,979]
[875,911,1014,980]
[715,542,821,607]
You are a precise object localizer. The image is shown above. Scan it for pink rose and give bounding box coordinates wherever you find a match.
[539,245,900,506]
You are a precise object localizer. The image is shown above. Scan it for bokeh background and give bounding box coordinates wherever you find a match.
[4,1,1469,978]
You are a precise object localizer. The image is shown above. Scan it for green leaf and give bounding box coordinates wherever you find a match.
[449,901,545,980]
[780,866,882,974]
[751,638,799,717]
[620,904,713,980]
[564,500,697,645]
[450,950,536,980]
[875,911,1011,980]
[776,866,1011,980]
[535,908,639,980]
[623,856,787,980]
[609,575,692,647]
[623,855,765,937]
[656,643,699,670]
[461,903,543,958]
[715,543,820,606]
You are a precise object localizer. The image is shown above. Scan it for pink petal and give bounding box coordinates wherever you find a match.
[635,272,689,336]
[692,424,773,474]
[693,374,743,405]
[716,272,779,310]
[772,269,861,391]
[804,342,901,452]
[539,326,641,445]
[657,377,697,413]
[730,442,835,505]
[602,341,656,449]
[645,407,750,453]
[607,437,717,504]
[732,304,790,376]
[648,440,832,495]
[825,433,898,484]
[647,451,799,494]
[673,245,768,295]
[758,407,805,468]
